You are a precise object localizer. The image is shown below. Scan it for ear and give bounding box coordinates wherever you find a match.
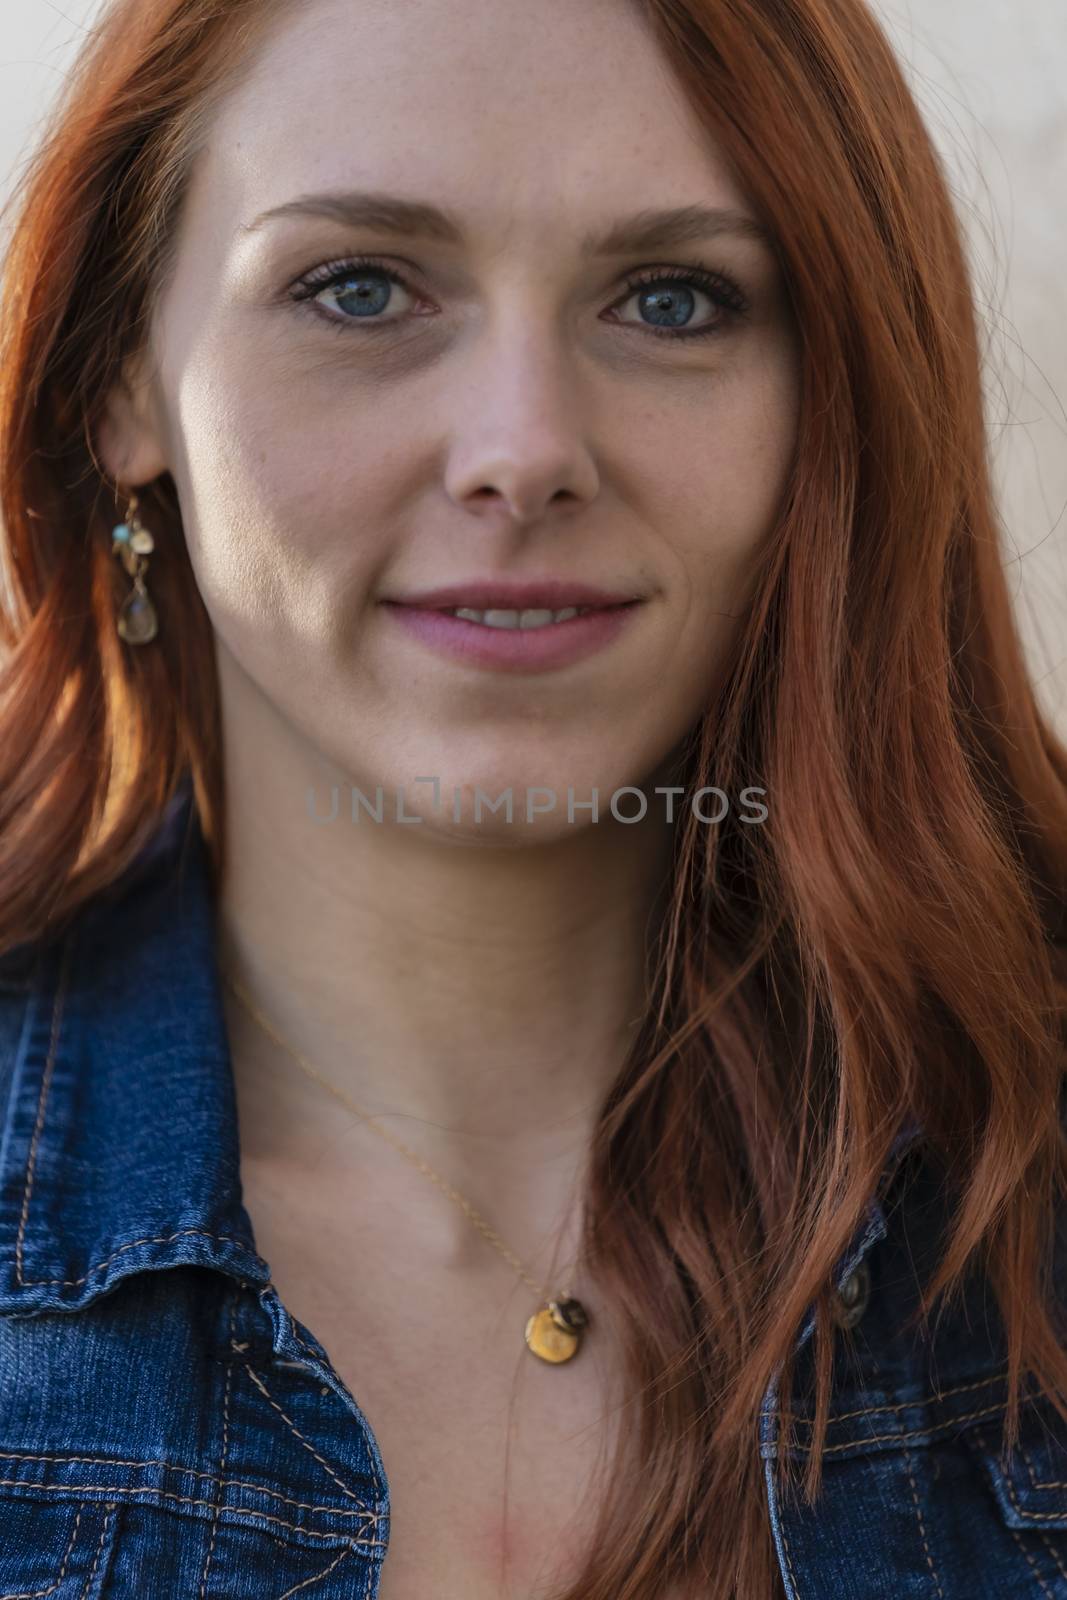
[94,347,170,488]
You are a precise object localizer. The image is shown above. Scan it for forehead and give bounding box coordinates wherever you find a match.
[200,0,751,249]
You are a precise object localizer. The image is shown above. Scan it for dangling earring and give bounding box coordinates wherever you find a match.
[111,491,158,644]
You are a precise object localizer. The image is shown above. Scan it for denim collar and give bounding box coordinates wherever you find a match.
[0,776,270,1314]
[0,775,918,1322]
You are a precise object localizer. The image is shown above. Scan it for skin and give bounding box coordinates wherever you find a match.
[97,0,799,1292]
[97,3,801,1587]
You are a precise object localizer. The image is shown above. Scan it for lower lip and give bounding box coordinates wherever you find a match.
[380,601,643,673]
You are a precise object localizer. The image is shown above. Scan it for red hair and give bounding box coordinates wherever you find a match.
[1,1,1065,1594]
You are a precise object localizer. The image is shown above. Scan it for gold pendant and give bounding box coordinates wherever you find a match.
[524,1297,589,1363]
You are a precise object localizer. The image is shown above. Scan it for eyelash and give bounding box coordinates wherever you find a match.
[288,253,749,343]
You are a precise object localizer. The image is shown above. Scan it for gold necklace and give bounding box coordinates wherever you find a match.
[222,970,591,1364]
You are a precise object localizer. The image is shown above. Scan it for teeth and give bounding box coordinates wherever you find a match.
[451,606,583,629]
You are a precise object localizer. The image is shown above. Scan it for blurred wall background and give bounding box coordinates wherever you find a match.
[1,0,1064,731]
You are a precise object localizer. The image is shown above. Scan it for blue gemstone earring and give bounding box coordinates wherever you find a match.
[111,492,158,645]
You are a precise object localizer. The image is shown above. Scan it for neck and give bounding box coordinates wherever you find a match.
[215,661,679,1261]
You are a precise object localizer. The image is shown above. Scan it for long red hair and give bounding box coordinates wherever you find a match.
[1,1,1065,1595]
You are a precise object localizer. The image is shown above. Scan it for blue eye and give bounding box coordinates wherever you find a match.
[289,254,749,343]
[612,265,748,340]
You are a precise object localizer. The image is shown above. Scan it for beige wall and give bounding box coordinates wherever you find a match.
[2,0,1063,731]
[871,1,1067,733]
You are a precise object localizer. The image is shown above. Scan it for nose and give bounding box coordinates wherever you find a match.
[442,340,600,529]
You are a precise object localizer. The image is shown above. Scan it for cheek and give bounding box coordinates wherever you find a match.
[702,349,799,529]
[700,418,794,586]
[165,350,397,638]
[643,358,798,609]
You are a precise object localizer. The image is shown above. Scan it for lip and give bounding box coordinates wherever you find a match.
[383,579,644,611]
[380,597,645,674]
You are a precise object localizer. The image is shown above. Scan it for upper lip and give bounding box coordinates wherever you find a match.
[383,580,645,611]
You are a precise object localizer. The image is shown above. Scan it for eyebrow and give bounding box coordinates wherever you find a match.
[238,189,776,256]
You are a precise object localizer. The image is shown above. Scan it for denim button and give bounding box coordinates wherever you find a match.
[832,1261,871,1328]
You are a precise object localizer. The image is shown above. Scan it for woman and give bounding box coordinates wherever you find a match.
[0,0,1064,1594]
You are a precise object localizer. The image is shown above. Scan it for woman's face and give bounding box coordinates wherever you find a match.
[105,0,800,838]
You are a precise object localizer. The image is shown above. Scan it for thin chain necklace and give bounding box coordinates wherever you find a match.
[222,970,591,1363]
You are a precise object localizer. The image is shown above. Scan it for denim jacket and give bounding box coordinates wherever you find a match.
[0,776,1064,1597]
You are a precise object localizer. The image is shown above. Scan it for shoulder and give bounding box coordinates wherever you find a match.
[0,775,216,1271]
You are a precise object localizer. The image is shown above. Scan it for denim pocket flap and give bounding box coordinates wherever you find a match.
[970,1397,1067,1530]
[0,1496,120,1596]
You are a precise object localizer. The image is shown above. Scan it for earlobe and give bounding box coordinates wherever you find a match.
[95,365,169,488]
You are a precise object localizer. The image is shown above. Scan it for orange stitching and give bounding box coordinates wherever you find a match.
[15,935,71,1289]
[275,1546,355,1599]
[80,1505,115,1598]
[819,1408,1011,1459]
[760,1370,1008,1432]
[768,1398,800,1599]
[777,1408,1011,1459]
[238,1353,371,1505]
[17,1226,261,1290]
[0,1451,380,1522]
[0,1452,379,1523]
[1039,1529,1067,1584]
[1009,1526,1056,1598]
[779,1516,800,1600]
[865,1348,944,1600]
[11,931,262,1292]
[291,1326,321,1360]
[981,1426,1067,1529]
[979,1427,1067,1574]
[0,1482,384,1546]
[0,1503,82,1599]
[1021,1440,1067,1494]
[199,1296,237,1598]
[901,1448,944,1599]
